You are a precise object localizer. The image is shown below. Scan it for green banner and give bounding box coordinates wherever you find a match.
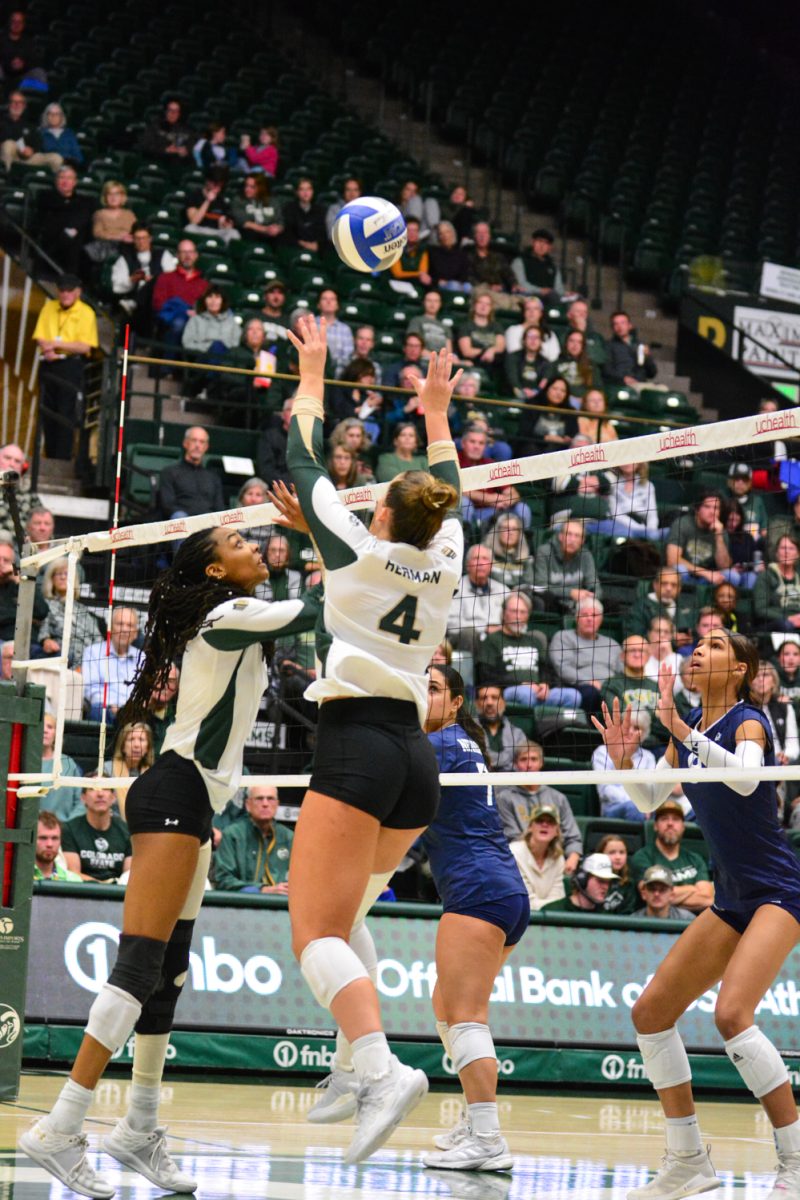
[26,889,800,1057]
[24,1024,800,1094]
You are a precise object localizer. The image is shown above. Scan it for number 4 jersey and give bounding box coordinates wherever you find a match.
[288,394,464,726]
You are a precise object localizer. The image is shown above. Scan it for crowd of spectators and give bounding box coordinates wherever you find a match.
[6,16,800,914]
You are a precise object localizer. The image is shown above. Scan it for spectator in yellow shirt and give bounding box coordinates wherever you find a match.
[32,275,98,460]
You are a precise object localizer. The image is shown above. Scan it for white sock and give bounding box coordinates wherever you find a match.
[468,1101,499,1137]
[126,1082,161,1133]
[775,1118,800,1154]
[44,1078,95,1136]
[351,1031,392,1081]
[665,1114,703,1156]
[335,1028,354,1073]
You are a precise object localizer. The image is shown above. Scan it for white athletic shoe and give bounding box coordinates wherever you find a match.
[422,1129,513,1172]
[19,1121,115,1200]
[433,1110,470,1150]
[343,1055,428,1164]
[767,1149,800,1197]
[423,1168,513,1199]
[306,1068,359,1124]
[627,1147,719,1199]
[103,1119,197,1193]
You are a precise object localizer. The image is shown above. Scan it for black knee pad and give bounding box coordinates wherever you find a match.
[108,934,168,1005]
[135,919,195,1036]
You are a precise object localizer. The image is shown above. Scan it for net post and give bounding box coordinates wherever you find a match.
[0,680,44,1100]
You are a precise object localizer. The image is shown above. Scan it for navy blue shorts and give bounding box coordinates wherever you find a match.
[711,900,800,935]
[445,892,531,946]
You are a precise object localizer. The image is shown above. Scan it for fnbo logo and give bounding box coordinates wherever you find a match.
[64,921,284,996]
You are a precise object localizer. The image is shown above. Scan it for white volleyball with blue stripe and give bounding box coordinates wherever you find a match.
[332,196,407,272]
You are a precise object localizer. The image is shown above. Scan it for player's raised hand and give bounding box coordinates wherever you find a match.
[287,313,327,380]
[266,480,310,534]
[591,698,637,768]
[655,662,679,735]
[412,347,463,415]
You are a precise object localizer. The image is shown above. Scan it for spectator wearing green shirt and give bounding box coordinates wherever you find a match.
[61,786,132,882]
[726,462,768,540]
[476,591,582,712]
[628,566,698,646]
[753,535,800,633]
[603,635,670,748]
[665,491,734,588]
[34,811,82,882]
[214,785,293,893]
[630,800,713,913]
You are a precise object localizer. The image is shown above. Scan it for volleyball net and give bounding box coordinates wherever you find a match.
[13,399,800,810]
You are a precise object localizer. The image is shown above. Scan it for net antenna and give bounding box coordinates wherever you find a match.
[97,324,132,771]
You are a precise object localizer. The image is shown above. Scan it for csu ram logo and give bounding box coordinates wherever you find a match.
[0,1004,21,1049]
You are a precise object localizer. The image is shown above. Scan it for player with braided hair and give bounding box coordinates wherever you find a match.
[21,524,321,1199]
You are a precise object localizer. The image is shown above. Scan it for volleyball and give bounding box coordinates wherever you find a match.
[332,196,407,272]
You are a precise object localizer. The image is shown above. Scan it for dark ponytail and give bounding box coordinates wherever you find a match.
[728,632,759,703]
[430,663,489,762]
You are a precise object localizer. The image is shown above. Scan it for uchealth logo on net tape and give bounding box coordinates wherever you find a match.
[0,1003,21,1049]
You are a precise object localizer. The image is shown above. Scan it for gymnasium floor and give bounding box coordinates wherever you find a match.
[0,1074,783,1198]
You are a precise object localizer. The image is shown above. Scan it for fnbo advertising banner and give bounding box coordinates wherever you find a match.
[25,895,800,1052]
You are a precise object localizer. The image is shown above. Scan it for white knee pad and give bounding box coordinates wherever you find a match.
[725,1025,789,1098]
[353,872,393,926]
[637,1027,692,1090]
[300,937,369,1010]
[349,920,378,985]
[450,1022,496,1074]
[86,982,142,1054]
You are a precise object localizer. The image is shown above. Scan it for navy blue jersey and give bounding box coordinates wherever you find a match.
[422,724,527,911]
[673,702,800,912]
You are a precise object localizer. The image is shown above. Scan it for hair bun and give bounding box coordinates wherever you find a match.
[420,478,457,512]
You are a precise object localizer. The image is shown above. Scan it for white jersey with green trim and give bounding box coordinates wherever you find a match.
[161,592,319,810]
[287,397,464,726]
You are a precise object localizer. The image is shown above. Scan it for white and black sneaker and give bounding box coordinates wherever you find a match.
[343,1055,428,1164]
[104,1119,197,1192]
[19,1121,115,1199]
[306,1068,359,1124]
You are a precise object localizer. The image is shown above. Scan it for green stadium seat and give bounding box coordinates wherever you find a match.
[581,818,646,856]
[125,443,181,509]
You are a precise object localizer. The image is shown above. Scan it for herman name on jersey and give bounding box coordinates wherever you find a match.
[384,559,442,584]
